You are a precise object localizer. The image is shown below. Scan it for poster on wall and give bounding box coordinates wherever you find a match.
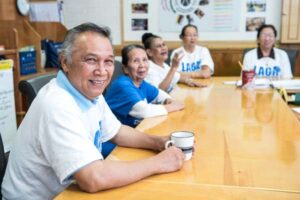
[159,0,241,32]
[122,0,280,41]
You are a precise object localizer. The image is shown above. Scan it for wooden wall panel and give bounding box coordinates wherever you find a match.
[0,0,25,20]
[30,22,67,42]
[210,49,243,76]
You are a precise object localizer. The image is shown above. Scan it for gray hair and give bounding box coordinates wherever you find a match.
[60,22,112,65]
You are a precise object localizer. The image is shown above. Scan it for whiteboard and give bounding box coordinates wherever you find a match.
[0,60,17,152]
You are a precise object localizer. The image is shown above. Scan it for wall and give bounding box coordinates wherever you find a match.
[62,0,281,44]
[122,0,282,42]
[1,0,298,76]
[62,0,121,45]
[0,0,24,20]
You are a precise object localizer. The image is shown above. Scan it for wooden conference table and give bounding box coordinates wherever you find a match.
[55,77,300,200]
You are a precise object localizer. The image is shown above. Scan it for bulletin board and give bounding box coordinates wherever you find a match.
[122,0,282,42]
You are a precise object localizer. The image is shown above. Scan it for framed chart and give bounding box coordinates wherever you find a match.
[122,0,281,42]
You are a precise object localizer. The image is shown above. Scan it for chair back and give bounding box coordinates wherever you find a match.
[104,60,124,94]
[243,48,252,59]
[283,48,298,74]
[19,73,57,107]
[165,50,173,66]
[0,133,7,197]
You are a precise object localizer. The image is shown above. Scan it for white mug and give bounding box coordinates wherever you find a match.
[165,131,194,161]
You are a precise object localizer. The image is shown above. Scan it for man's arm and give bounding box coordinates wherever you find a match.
[74,125,185,193]
[111,125,167,151]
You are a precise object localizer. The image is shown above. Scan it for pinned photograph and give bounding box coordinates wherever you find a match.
[186,15,194,24]
[131,18,148,31]
[247,0,266,12]
[246,17,265,31]
[194,8,205,19]
[177,15,184,24]
[199,0,209,6]
[131,3,148,14]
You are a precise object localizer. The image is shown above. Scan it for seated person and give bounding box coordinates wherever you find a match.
[170,24,214,79]
[142,32,205,93]
[243,24,293,79]
[105,44,184,127]
[2,23,185,199]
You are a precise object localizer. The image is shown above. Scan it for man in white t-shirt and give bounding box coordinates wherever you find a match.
[1,23,185,199]
[170,24,214,79]
[243,24,293,79]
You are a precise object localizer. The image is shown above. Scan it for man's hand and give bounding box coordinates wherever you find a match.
[152,146,185,173]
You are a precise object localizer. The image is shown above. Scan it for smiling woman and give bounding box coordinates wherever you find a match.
[105,44,184,128]
[242,24,293,79]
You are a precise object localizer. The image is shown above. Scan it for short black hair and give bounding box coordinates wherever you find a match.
[141,32,160,49]
[257,24,277,39]
[179,24,198,39]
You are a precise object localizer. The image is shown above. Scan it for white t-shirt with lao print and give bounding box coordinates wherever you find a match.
[145,60,180,92]
[2,71,121,200]
[170,45,214,73]
[243,47,293,79]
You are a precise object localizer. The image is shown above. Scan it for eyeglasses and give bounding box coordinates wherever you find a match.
[184,34,198,38]
[260,33,275,38]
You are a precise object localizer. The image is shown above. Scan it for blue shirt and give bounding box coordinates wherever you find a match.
[105,75,159,127]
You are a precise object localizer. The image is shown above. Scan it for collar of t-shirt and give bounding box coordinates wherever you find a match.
[56,70,99,111]
[257,47,275,59]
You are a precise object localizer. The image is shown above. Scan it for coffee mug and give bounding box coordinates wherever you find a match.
[165,131,194,161]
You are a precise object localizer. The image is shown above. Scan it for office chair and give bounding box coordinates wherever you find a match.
[0,133,7,198]
[284,48,298,74]
[243,48,298,74]
[104,60,124,95]
[102,60,124,157]
[165,50,173,66]
[19,73,57,108]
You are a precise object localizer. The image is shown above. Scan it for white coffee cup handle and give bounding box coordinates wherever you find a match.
[165,140,174,149]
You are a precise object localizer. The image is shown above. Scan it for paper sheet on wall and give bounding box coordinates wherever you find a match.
[0,60,17,152]
[159,0,241,32]
[29,1,63,22]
